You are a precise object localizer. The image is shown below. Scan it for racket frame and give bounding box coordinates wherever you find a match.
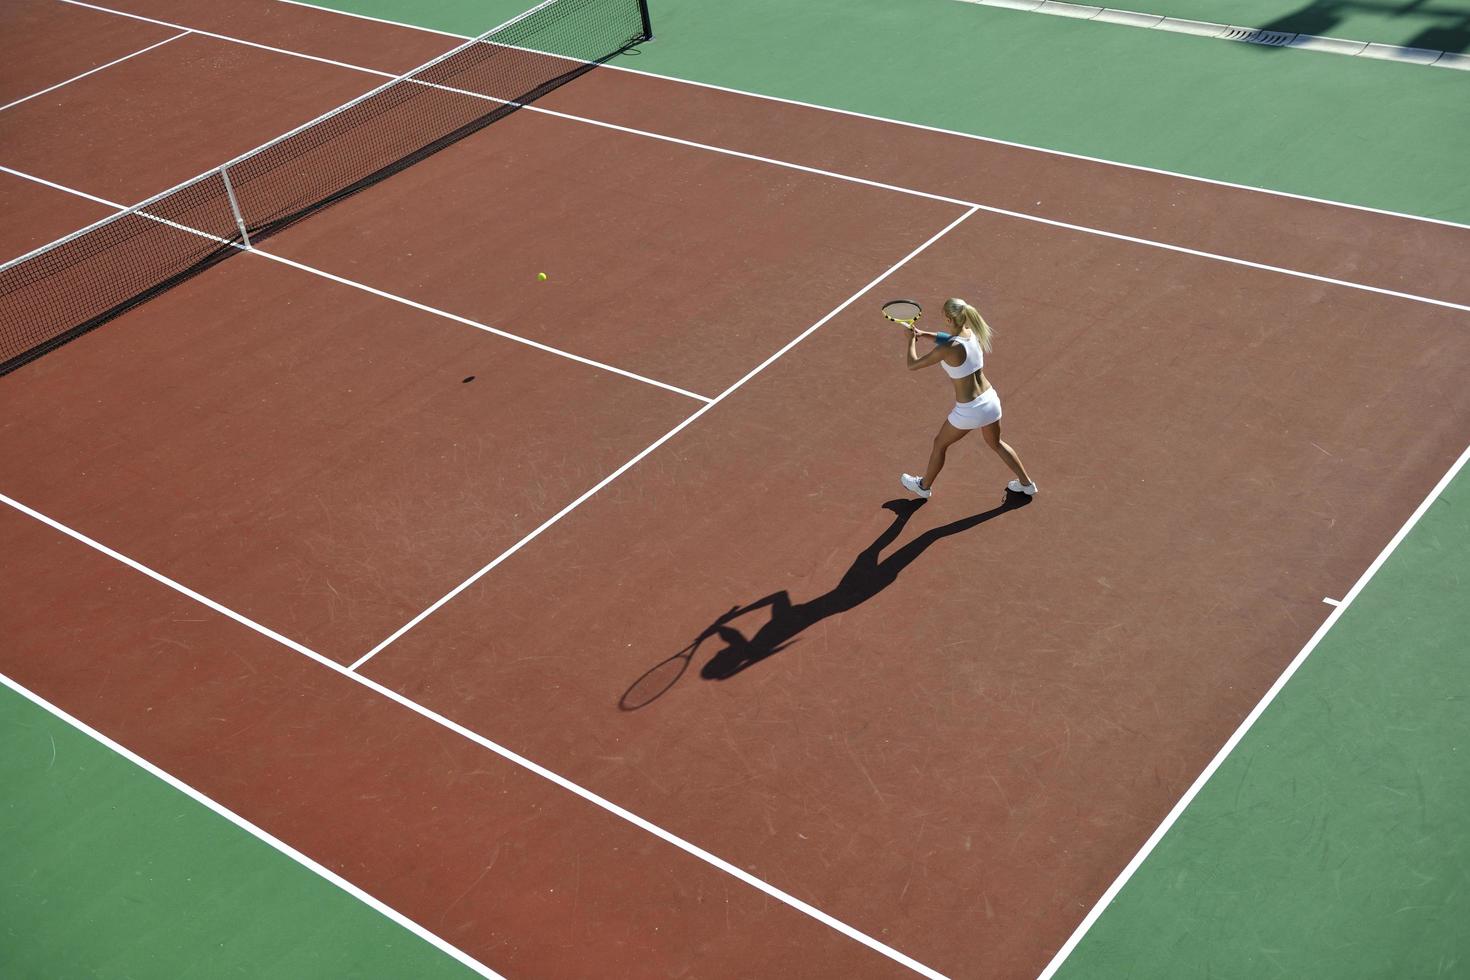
[881,298,924,328]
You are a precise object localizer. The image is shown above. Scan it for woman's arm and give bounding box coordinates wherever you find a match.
[905,329,952,371]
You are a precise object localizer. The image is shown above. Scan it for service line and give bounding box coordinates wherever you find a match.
[0,29,192,114]
[0,201,979,979]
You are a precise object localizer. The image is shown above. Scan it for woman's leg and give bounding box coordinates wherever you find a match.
[923,422,970,489]
[981,419,1034,485]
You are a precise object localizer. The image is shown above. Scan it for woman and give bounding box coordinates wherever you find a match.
[900,297,1037,499]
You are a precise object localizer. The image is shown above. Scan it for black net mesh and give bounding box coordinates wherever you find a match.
[0,0,651,376]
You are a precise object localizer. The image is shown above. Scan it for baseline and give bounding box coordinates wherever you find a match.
[272,0,1470,231]
[0,669,503,980]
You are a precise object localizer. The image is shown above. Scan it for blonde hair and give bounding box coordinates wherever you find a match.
[942,298,994,352]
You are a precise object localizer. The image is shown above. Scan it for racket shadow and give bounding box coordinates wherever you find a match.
[618,637,705,711]
[618,490,1031,709]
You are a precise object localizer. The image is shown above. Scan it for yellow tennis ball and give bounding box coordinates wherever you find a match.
[537,272,548,281]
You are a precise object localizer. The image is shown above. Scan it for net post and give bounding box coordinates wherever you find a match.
[638,0,654,41]
[219,165,251,248]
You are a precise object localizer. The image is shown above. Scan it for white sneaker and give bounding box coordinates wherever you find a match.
[1007,479,1038,496]
[901,474,932,498]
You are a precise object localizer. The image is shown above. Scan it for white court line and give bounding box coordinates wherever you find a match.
[1038,440,1470,979]
[350,205,979,670]
[55,0,445,78]
[251,250,712,402]
[269,0,1470,232]
[407,76,976,209]
[48,1,969,213]
[11,6,1466,970]
[25,3,1470,311]
[0,165,119,208]
[1322,596,1342,606]
[0,166,708,400]
[0,670,504,979]
[29,138,1468,317]
[0,30,191,114]
[955,205,1470,314]
[23,6,1470,313]
[0,187,967,979]
[274,0,468,39]
[436,84,1470,313]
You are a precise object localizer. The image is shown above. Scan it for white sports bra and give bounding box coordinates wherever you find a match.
[941,331,984,379]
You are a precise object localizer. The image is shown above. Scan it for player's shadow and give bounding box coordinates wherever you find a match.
[618,491,1031,709]
[699,492,1033,679]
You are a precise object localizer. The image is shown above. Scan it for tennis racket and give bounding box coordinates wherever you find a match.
[881,299,923,331]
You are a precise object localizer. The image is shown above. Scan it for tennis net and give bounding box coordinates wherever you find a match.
[0,0,652,376]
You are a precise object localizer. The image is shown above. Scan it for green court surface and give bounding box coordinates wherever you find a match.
[0,681,476,980]
[313,0,1470,223]
[9,0,1468,976]
[1056,467,1470,979]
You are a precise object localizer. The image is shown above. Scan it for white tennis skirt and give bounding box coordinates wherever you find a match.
[947,388,1002,430]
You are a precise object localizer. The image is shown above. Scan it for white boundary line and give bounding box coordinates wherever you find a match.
[0,669,504,980]
[0,30,192,114]
[350,205,979,670]
[12,149,1467,314]
[406,76,976,208]
[0,164,118,208]
[1038,440,1470,979]
[266,0,1470,232]
[274,0,468,38]
[0,166,709,400]
[252,250,713,402]
[21,6,1468,312]
[0,188,966,977]
[11,60,1470,317]
[17,2,1468,972]
[41,2,971,213]
[11,6,1469,968]
[0,180,977,980]
[55,0,438,78]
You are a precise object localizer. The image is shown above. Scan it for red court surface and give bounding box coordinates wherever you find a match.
[263,107,963,398]
[532,68,1470,309]
[0,170,116,262]
[91,0,455,72]
[359,213,1469,974]
[0,0,177,106]
[3,1,1469,977]
[0,505,896,978]
[0,30,385,203]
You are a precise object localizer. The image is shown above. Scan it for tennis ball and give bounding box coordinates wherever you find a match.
[537,272,548,281]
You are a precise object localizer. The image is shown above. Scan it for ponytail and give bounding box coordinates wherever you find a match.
[943,298,995,352]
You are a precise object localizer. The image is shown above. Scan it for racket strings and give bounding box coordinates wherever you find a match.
[882,299,923,324]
